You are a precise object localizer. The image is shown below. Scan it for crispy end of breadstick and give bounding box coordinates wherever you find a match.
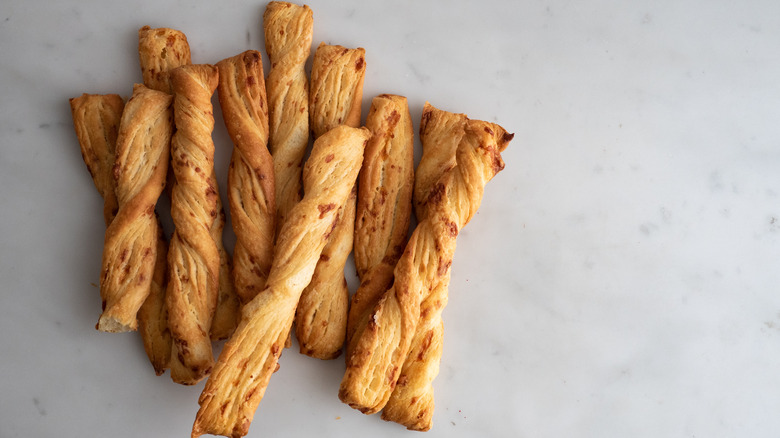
[166,65,221,385]
[69,93,125,225]
[339,105,512,415]
[138,26,192,94]
[347,94,414,355]
[192,126,369,438]
[264,2,313,234]
[138,226,172,375]
[309,43,366,138]
[209,203,240,341]
[295,187,354,359]
[217,51,275,305]
[380,279,447,430]
[414,102,467,220]
[296,43,367,359]
[97,84,172,333]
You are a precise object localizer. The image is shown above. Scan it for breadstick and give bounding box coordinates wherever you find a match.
[339,103,513,415]
[296,42,366,359]
[135,25,194,370]
[380,103,466,429]
[69,93,124,226]
[138,26,192,94]
[97,84,173,333]
[264,1,313,233]
[71,93,172,373]
[166,64,221,385]
[216,51,275,305]
[347,94,413,357]
[192,126,369,438]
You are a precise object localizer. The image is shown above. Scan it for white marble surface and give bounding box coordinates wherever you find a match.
[2,0,779,437]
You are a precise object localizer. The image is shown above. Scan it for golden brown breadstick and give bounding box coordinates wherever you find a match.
[166,64,221,385]
[347,94,414,357]
[296,42,366,359]
[69,93,124,225]
[380,103,466,429]
[135,25,193,371]
[139,26,238,341]
[138,26,192,94]
[339,103,513,415]
[192,126,369,438]
[71,93,172,373]
[97,84,172,333]
[264,1,313,234]
[216,50,275,305]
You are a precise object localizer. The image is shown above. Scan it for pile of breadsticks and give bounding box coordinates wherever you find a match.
[69,2,512,436]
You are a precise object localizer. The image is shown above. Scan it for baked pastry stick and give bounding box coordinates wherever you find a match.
[216,51,275,304]
[71,93,171,373]
[347,94,413,357]
[264,2,313,233]
[97,84,173,333]
[138,25,238,340]
[381,104,467,429]
[339,104,513,415]
[166,64,221,385]
[136,25,193,371]
[69,94,124,226]
[296,43,366,359]
[138,26,191,94]
[192,126,369,438]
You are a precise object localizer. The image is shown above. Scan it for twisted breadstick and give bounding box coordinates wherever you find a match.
[339,103,513,415]
[192,126,369,438]
[166,64,221,385]
[71,93,171,373]
[347,94,413,357]
[264,1,313,234]
[138,26,191,94]
[216,50,275,305]
[296,43,366,359]
[381,103,468,429]
[135,25,194,372]
[69,94,124,226]
[97,84,172,333]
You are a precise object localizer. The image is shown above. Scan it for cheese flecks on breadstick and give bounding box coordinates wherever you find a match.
[192,126,369,438]
[166,64,221,385]
[339,103,513,416]
[97,84,173,333]
[264,1,313,235]
[347,94,413,357]
[69,94,124,226]
[217,50,275,305]
[138,26,192,94]
[296,43,366,359]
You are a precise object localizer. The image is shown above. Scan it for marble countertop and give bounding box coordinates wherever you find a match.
[2,0,779,437]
